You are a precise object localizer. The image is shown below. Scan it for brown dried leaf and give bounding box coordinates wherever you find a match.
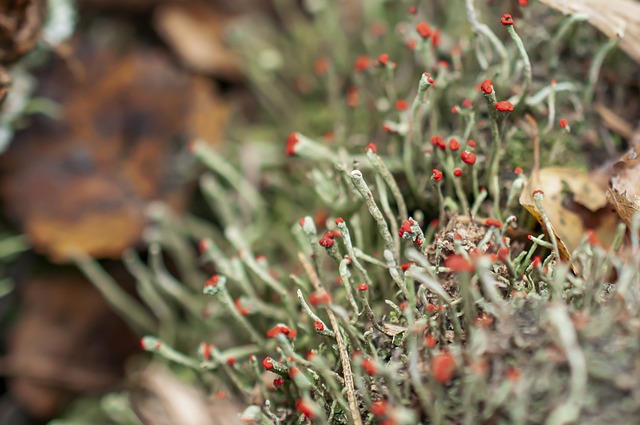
[0,0,46,62]
[520,167,620,260]
[538,0,640,63]
[0,39,229,261]
[154,2,242,81]
[1,272,138,419]
[607,146,640,227]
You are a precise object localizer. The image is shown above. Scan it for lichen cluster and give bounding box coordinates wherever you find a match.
[78,1,640,424]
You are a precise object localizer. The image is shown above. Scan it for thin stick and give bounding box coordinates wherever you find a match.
[298,252,363,425]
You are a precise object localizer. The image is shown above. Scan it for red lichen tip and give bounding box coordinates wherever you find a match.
[467,140,476,148]
[204,275,220,287]
[453,168,463,177]
[432,351,456,383]
[559,118,569,128]
[319,231,335,248]
[486,218,503,228]
[518,0,529,6]
[408,5,417,14]
[295,400,316,419]
[460,151,476,165]
[371,400,389,417]
[314,321,325,331]
[266,324,297,340]
[399,218,415,237]
[532,189,544,197]
[358,283,369,291]
[262,357,274,370]
[500,14,514,26]
[449,138,460,151]
[395,99,408,111]
[514,166,523,174]
[494,100,514,113]
[444,254,475,272]
[353,55,371,72]
[416,22,432,39]
[335,217,345,225]
[361,357,378,375]
[365,143,377,153]
[286,132,300,156]
[480,79,493,94]
[432,169,443,182]
[462,98,473,108]
[377,53,390,66]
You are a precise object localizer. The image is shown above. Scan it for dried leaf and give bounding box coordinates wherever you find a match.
[520,167,620,260]
[607,146,640,227]
[154,2,242,81]
[1,273,137,419]
[0,39,229,261]
[538,0,640,63]
[0,0,46,62]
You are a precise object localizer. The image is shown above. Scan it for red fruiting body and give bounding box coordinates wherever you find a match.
[497,247,510,262]
[235,298,249,315]
[400,301,408,311]
[432,351,456,383]
[289,367,300,378]
[198,239,209,253]
[494,101,514,112]
[377,53,390,66]
[205,275,220,287]
[319,231,335,248]
[408,5,417,14]
[444,254,475,272]
[202,343,213,361]
[362,357,378,375]
[514,166,523,174]
[586,229,600,246]
[453,168,463,177]
[401,262,415,271]
[486,218,502,228]
[273,377,284,388]
[451,106,459,114]
[335,217,345,224]
[431,28,441,47]
[371,400,389,416]
[416,22,431,38]
[462,98,473,108]
[449,138,460,151]
[266,324,297,340]
[295,400,315,419]
[467,140,476,147]
[461,151,477,165]
[559,118,568,128]
[480,79,493,94]
[424,71,436,85]
[286,132,300,156]
[500,14,514,26]
[227,357,236,366]
[432,169,443,182]
[309,290,332,305]
[532,256,542,268]
[430,135,446,150]
[358,283,369,291]
[365,143,377,153]
[262,357,274,370]
[314,321,325,331]
[354,55,371,72]
[518,0,528,6]
[425,333,437,348]
[475,313,493,327]
[347,87,359,108]
[314,57,329,76]
[399,219,415,237]
[532,189,545,196]
[506,367,522,382]
[395,99,408,111]
[406,39,418,50]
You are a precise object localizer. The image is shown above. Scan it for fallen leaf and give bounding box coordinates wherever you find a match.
[607,146,640,227]
[520,166,620,260]
[0,37,229,261]
[154,2,242,81]
[1,272,138,419]
[0,0,46,62]
[538,0,640,63]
